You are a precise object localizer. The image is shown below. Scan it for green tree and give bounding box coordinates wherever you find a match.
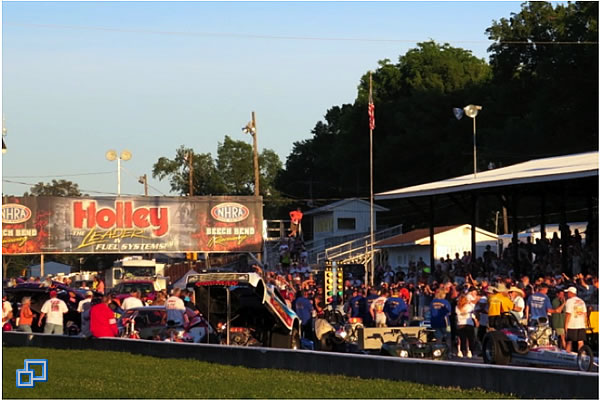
[24,179,83,197]
[152,145,225,195]
[216,135,254,195]
[152,138,284,201]
[485,1,598,157]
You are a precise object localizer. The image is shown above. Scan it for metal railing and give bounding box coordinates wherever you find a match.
[315,224,403,265]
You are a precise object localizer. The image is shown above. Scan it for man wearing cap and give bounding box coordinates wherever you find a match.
[38,290,68,334]
[77,290,94,313]
[525,284,561,324]
[487,283,515,330]
[508,286,525,324]
[564,287,587,353]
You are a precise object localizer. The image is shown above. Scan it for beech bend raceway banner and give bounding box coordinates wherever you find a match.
[2,196,263,254]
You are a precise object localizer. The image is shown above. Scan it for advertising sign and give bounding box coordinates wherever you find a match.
[2,196,263,254]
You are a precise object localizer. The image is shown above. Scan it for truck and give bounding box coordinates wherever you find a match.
[105,256,168,291]
[186,271,301,349]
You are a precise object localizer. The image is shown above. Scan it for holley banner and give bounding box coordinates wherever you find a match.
[2,196,263,254]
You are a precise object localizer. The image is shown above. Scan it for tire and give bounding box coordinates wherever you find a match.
[577,345,594,372]
[482,331,511,365]
[319,332,333,351]
[290,328,300,350]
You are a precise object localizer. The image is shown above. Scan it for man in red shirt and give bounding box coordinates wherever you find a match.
[289,208,303,237]
[90,296,118,338]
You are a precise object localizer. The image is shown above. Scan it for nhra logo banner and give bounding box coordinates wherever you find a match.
[2,196,263,255]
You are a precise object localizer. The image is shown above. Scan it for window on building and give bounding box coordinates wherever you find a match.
[315,216,333,233]
[337,218,356,230]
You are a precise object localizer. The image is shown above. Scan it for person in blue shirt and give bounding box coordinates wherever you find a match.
[384,289,408,327]
[430,288,451,351]
[364,287,379,327]
[525,284,558,323]
[293,290,314,338]
[347,289,365,319]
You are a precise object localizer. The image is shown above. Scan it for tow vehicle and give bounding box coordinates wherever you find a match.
[482,313,598,371]
[380,328,449,360]
[105,256,168,290]
[186,271,301,349]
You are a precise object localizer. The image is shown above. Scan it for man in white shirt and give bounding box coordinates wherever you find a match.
[166,288,187,327]
[564,287,587,353]
[77,291,93,313]
[370,289,389,328]
[38,290,68,334]
[121,290,144,310]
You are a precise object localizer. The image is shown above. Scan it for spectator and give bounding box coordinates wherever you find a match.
[2,293,13,331]
[38,290,68,334]
[77,291,93,314]
[92,276,105,294]
[292,290,314,338]
[121,290,144,310]
[18,297,34,333]
[90,296,118,338]
[564,287,587,353]
[289,208,303,237]
[508,287,525,324]
[430,288,451,352]
[455,295,478,358]
[525,284,559,324]
[551,289,567,349]
[166,288,187,327]
[370,289,388,328]
[384,289,407,327]
[487,283,514,330]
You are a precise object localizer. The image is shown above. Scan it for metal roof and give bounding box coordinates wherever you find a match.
[376,151,598,200]
[303,197,389,216]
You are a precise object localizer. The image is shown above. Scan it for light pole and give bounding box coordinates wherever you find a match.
[464,104,482,178]
[2,115,7,154]
[106,149,132,196]
[242,112,260,197]
[453,104,482,178]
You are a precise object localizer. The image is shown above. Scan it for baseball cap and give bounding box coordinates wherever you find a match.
[565,287,577,294]
[49,290,58,297]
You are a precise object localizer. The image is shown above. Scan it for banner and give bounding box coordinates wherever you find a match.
[2,196,263,254]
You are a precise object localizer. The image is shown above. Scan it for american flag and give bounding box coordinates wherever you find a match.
[368,75,375,131]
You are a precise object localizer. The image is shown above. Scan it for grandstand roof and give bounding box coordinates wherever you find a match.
[376,151,598,201]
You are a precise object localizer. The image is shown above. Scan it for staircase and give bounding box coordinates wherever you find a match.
[314,224,403,266]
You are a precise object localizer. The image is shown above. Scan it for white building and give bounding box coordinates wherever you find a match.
[376,224,498,269]
[304,198,388,250]
[498,221,588,249]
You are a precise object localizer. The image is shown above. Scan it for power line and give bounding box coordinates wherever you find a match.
[3,171,113,179]
[4,22,597,45]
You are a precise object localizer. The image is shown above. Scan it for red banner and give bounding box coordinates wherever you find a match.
[2,196,263,254]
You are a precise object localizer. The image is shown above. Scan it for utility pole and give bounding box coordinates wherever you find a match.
[138,174,148,196]
[188,150,194,196]
[243,112,260,197]
[251,112,259,197]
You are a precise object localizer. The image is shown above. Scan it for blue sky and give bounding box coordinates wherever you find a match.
[2,1,533,197]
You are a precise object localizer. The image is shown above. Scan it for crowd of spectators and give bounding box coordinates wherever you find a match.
[259,225,598,357]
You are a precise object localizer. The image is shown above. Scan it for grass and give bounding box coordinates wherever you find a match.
[2,347,512,399]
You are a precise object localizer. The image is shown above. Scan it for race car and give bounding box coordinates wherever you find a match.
[482,312,598,372]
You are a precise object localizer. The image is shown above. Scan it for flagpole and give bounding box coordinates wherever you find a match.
[369,72,375,287]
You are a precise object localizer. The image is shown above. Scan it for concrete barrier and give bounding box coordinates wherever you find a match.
[3,332,598,399]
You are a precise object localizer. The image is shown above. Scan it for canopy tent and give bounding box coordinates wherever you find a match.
[28,261,73,277]
[172,269,199,289]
